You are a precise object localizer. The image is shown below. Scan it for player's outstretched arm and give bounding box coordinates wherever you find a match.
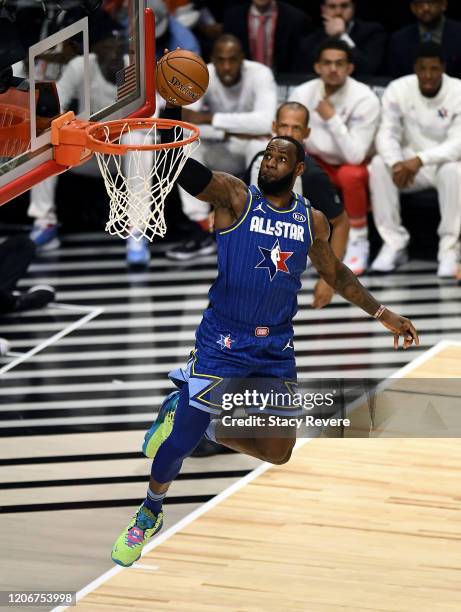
[308,210,419,350]
[162,104,248,228]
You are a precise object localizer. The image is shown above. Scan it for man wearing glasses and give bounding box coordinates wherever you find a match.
[389,1,461,78]
[295,0,387,76]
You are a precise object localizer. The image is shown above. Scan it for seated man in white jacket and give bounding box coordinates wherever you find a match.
[289,38,380,276]
[166,34,277,260]
[369,42,461,277]
[28,24,126,251]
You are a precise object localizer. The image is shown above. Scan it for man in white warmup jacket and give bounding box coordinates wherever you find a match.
[289,38,380,276]
[166,33,277,261]
[369,42,461,277]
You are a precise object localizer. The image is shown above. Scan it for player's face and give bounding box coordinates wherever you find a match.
[258,142,302,196]
[411,0,447,26]
[212,43,244,87]
[415,57,444,96]
[315,49,353,88]
[273,109,310,145]
[322,0,355,22]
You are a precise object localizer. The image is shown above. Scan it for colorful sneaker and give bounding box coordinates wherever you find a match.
[29,224,60,250]
[111,504,163,567]
[126,235,150,268]
[142,390,180,459]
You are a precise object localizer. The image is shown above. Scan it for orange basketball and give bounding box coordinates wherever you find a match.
[156,50,209,106]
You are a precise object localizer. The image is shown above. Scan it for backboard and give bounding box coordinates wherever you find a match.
[0,0,155,205]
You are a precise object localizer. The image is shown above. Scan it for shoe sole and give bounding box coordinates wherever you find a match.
[142,422,164,459]
[142,391,179,458]
[437,270,457,279]
[165,245,216,261]
[111,517,164,567]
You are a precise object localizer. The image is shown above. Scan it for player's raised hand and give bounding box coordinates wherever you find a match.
[378,309,420,350]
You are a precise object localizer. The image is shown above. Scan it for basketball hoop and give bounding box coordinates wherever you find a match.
[0,104,30,158]
[51,112,200,241]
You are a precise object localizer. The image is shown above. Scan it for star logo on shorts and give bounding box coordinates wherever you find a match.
[217,334,234,350]
[256,239,293,281]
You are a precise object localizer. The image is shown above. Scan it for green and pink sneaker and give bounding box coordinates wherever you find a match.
[111,504,163,567]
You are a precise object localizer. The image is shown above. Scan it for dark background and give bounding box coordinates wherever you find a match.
[0,0,454,258]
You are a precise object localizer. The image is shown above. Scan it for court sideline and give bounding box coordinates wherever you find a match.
[0,231,460,602]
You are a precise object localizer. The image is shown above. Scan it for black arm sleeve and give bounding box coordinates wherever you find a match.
[160,105,213,196]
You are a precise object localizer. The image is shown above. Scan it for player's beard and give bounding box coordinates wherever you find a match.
[258,168,295,196]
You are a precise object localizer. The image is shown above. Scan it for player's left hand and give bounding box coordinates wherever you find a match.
[379,309,420,350]
[316,99,336,121]
[312,279,335,309]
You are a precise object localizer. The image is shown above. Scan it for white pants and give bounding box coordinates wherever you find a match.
[369,149,461,260]
[28,176,58,225]
[27,156,104,226]
[180,136,267,222]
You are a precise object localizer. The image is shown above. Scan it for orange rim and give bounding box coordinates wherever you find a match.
[85,117,200,155]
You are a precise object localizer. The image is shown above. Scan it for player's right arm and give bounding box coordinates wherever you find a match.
[162,104,248,229]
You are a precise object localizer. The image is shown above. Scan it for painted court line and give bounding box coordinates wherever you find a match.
[50,340,451,612]
[342,339,459,425]
[0,303,103,376]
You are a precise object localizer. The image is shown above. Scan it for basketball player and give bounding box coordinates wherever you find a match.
[111,101,419,567]
[247,101,350,309]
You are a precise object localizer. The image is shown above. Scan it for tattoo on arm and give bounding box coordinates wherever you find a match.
[199,171,247,218]
[309,217,380,316]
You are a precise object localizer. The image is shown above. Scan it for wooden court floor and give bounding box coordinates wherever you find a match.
[68,343,461,612]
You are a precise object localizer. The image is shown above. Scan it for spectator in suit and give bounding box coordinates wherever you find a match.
[296,0,387,76]
[222,0,311,74]
[289,38,380,276]
[369,43,461,277]
[389,0,461,78]
[166,34,277,260]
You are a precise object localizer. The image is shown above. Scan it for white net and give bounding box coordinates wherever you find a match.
[94,121,200,241]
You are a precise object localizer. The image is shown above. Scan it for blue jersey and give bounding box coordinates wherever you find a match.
[208,185,315,327]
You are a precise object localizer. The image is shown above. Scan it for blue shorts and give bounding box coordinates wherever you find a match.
[169,309,298,416]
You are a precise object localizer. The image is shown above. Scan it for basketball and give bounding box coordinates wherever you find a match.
[156,50,209,106]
